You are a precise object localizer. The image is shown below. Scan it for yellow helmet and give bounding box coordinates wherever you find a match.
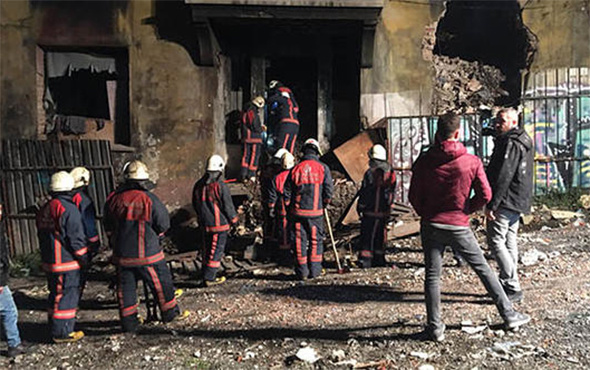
[123,160,149,180]
[70,167,91,188]
[252,96,265,108]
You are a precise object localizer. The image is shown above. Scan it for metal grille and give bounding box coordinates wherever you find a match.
[522,67,590,194]
[0,139,115,257]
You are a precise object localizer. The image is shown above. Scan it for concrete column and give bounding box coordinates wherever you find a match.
[250,57,266,99]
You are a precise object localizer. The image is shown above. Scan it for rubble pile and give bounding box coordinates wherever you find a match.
[432,55,506,114]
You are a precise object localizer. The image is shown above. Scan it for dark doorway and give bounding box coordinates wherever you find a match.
[266,57,318,142]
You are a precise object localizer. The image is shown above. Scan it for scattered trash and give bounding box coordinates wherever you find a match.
[461,324,487,335]
[418,365,436,370]
[410,351,431,360]
[330,349,346,362]
[566,356,580,364]
[580,194,590,209]
[488,341,546,360]
[295,347,320,363]
[551,210,581,220]
[521,249,548,266]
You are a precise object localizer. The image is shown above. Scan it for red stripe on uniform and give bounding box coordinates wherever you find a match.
[295,222,307,265]
[310,226,322,262]
[207,234,219,268]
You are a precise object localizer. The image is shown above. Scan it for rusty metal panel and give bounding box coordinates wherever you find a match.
[0,139,115,257]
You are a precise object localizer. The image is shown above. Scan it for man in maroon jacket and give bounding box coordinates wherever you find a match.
[409,112,530,342]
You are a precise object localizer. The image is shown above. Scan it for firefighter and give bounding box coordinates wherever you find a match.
[267,80,299,153]
[192,155,238,286]
[69,167,99,295]
[240,96,266,182]
[267,151,295,265]
[259,148,289,259]
[36,171,86,343]
[357,144,397,268]
[284,139,333,280]
[104,160,185,333]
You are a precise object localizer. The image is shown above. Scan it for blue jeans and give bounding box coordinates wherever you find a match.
[0,286,22,347]
[487,208,522,292]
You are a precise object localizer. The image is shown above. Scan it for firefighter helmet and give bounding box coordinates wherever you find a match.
[123,160,150,180]
[50,171,75,192]
[369,144,387,161]
[281,152,295,170]
[274,148,289,159]
[302,138,322,155]
[268,80,281,90]
[252,96,265,108]
[206,155,225,172]
[70,167,91,188]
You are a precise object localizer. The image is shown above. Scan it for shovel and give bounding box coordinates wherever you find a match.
[324,209,348,274]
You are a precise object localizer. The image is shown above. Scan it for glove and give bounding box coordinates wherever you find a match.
[77,254,89,269]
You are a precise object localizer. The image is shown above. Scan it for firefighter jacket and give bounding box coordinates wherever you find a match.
[357,159,397,218]
[192,172,238,233]
[72,188,99,245]
[104,181,170,267]
[267,87,299,127]
[241,102,263,144]
[268,169,290,217]
[36,193,88,273]
[260,161,282,204]
[486,128,534,214]
[284,153,333,218]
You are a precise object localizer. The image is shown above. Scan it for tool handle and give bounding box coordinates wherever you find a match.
[324,209,342,271]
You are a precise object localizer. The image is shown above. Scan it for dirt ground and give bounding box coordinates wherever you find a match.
[2,222,590,369]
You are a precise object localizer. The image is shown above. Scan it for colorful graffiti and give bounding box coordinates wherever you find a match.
[522,67,590,194]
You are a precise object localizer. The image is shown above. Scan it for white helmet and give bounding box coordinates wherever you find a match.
[123,160,149,180]
[207,155,225,172]
[281,152,295,170]
[274,148,289,160]
[369,144,387,161]
[50,171,75,192]
[252,96,265,108]
[268,80,281,90]
[303,138,321,155]
[70,167,91,188]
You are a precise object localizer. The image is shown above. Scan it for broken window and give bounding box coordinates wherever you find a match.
[41,49,130,144]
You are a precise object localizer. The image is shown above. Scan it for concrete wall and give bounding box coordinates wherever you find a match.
[523,0,590,71]
[360,0,441,124]
[0,1,219,210]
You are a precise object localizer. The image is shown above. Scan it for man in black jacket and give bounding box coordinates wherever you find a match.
[485,108,534,304]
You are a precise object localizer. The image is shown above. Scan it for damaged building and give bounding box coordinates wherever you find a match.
[1,0,589,256]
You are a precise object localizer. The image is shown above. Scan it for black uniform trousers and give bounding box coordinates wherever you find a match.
[276,123,299,154]
[47,269,80,338]
[202,231,228,281]
[117,260,179,332]
[291,216,324,280]
[79,242,100,298]
[359,216,387,268]
[240,142,262,179]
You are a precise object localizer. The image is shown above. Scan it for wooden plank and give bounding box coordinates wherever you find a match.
[332,130,377,183]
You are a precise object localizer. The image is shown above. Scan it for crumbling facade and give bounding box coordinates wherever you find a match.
[1,0,589,210]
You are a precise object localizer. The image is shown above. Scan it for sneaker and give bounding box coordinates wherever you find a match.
[7,344,27,357]
[53,331,85,343]
[506,289,524,304]
[426,324,446,342]
[174,288,184,299]
[203,276,226,287]
[504,311,531,330]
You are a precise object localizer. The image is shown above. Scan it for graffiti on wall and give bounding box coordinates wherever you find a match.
[522,67,590,194]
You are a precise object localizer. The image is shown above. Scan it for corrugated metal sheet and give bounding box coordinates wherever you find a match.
[0,139,115,257]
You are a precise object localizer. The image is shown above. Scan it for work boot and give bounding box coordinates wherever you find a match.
[53,331,85,344]
[503,311,531,330]
[7,344,27,358]
[203,276,226,287]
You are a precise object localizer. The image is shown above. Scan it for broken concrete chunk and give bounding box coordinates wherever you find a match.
[521,249,548,266]
[295,347,320,363]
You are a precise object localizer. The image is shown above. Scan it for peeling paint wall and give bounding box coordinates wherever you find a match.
[523,0,590,71]
[360,0,441,124]
[1,1,219,210]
